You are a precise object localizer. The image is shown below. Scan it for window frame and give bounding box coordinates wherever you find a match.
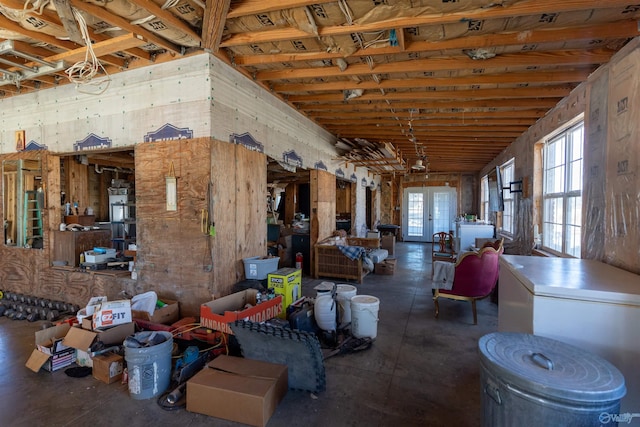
[499,159,515,236]
[541,120,584,257]
[480,174,489,222]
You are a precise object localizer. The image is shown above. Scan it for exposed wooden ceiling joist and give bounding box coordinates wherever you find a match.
[2,0,637,174]
[232,21,640,66]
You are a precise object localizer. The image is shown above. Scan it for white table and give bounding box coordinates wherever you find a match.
[498,255,640,412]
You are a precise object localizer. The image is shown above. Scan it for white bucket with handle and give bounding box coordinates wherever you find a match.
[351,295,380,339]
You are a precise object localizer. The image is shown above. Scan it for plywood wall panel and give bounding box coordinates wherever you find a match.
[311,169,336,242]
[64,271,94,303]
[234,145,267,282]
[46,155,62,237]
[37,268,68,301]
[0,249,37,295]
[210,139,238,295]
[93,274,124,301]
[66,160,89,210]
[135,138,215,316]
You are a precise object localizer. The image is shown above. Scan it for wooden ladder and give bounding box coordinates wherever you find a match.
[23,190,43,246]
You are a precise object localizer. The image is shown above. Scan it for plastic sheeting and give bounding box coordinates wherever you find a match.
[604,44,640,273]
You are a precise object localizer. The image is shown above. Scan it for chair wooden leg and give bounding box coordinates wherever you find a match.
[434,296,439,319]
[471,299,477,325]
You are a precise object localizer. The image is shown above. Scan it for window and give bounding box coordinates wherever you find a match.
[542,121,583,257]
[500,159,515,235]
[480,175,489,222]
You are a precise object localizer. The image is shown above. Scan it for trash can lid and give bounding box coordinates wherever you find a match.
[478,333,626,403]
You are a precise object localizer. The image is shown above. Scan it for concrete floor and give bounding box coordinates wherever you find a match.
[0,242,498,427]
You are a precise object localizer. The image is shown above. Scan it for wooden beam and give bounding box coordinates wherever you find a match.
[202,0,231,52]
[221,0,637,46]
[272,70,593,93]
[256,49,613,81]
[0,15,77,51]
[231,21,639,66]
[288,86,572,103]
[335,129,525,137]
[226,0,334,19]
[328,124,531,133]
[46,34,148,64]
[318,118,537,126]
[309,109,547,119]
[69,0,182,55]
[299,100,558,111]
[51,0,84,45]
[129,0,201,42]
[395,28,405,51]
[0,0,150,63]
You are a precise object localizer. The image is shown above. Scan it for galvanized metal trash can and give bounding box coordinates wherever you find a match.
[478,333,626,427]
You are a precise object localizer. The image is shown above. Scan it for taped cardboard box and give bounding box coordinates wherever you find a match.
[25,323,76,373]
[186,355,288,427]
[92,299,132,330]
[381,235,395,255]
[132,298,179,325]
[92,352,124,384]
[375,258,396,275]
[200,289,283,335]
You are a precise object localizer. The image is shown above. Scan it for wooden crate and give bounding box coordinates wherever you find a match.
[314,244,368,284]
[346,237,380,249]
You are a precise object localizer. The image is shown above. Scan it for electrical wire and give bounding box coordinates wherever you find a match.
[64,8,111,95]
[161,0,180,9]
[338,0,353,25]
[22,0,49,15]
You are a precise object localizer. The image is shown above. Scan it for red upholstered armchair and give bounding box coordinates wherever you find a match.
[433,243,503,325]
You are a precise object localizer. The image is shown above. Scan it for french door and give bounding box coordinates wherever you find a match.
[403,187,456,242]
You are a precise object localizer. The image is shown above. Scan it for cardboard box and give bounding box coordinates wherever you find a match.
[200,289,283,334]
[63,322,136,352]
[186,355,288,427]
[268,268,301,319]
[92,299,132,330]
[92,352,124,384]
[132,298,179,324]
[25,323,76,373]
[376,258,396,275]
[381,235,395,255]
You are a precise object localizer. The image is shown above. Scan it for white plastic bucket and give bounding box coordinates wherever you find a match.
[124,331,173,400]
[351,295,380,339]
[314,294,336,331]
[336,284,357,327]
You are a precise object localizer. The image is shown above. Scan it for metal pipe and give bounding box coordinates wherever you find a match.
[0,57,37,73]
[12,50,58,68]
[0,68,19,78]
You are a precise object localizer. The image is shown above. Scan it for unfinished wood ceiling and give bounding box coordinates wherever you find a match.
[1,1,639,174]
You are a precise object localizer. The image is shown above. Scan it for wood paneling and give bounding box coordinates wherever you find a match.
[65,159,90,213]
[310,169,336,271]
[132,138,267,316]
[234,143,267,284]
[135,138,214,316]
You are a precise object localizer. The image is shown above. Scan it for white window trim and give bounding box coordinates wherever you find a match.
[541,120,584,258]
[480,175,489,223]
[499,159,515,237]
